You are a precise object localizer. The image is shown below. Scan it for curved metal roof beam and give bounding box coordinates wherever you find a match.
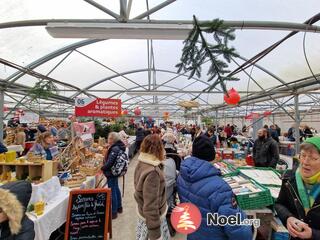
[70,68,212,98]
[60,82,206,112]
[3,35,288,101]
[6,39,104,83]
[3,17,316,87]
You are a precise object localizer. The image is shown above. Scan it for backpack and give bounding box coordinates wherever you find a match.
[111,150,129,177]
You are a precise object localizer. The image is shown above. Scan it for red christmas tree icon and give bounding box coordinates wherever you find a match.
[171,203,201,234]
[177,206,196,230]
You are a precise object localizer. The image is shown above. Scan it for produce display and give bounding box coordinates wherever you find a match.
[57,136,106,187]
[63,172,87,188]
[0,171,16,183]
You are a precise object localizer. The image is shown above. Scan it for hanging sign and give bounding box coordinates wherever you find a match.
[65,188,111,240]
[20,112,39,124]
[75,98,121,118]
[73,121,96,135]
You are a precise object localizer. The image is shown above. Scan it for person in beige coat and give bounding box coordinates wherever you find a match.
[15,127,26,149]
[134,134,170,240]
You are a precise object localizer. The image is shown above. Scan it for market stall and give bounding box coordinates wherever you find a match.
[26,177,70,240]
[213,148,291,239]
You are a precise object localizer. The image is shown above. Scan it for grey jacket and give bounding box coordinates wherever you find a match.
[164,157,177,200]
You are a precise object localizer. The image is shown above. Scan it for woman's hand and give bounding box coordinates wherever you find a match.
[295,222,312,239]
[287,217,312,239]
[287,217,302,238]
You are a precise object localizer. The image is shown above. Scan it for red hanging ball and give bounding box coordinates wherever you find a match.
[134,107,141,116]
[122,109,129,115]
[263,111,272,116]
[224,88,240,105]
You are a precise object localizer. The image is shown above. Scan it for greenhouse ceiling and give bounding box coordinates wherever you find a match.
[0,0,320,119]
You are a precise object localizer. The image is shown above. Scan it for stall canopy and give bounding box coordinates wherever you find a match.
[0,0,320,119]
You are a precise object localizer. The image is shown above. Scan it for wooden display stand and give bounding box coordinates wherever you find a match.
[0,161,59,182]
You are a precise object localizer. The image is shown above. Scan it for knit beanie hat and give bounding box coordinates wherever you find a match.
[37,124,47,133]
[304,137,320,152]
[192,135,215,161]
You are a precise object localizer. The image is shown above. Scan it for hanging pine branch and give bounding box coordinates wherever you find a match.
[176,16,239,97]
[29,79,58,103]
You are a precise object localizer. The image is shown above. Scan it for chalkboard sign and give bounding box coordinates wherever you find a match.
[65,189,111,240]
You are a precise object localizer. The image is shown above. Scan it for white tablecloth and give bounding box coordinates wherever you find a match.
[29,177,62,205]
[27,187,70,240]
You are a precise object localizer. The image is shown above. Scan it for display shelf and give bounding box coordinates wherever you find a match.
[0,161,59,182]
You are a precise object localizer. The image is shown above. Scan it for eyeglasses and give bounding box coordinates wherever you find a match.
[299,154,320,162]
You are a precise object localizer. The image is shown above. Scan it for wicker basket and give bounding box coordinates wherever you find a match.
[79,166,100,176]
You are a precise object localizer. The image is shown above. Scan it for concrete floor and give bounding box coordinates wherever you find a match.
[112,156,185,240]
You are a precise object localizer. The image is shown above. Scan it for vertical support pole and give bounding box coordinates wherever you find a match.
[0,90,4,142]
[252,117,263,141]
[119,0,128,20]
[215,110,218,128]
[272,114,275,125]
[294,94,300,154]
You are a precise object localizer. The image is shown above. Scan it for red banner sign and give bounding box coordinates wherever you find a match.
[75,98,121,118]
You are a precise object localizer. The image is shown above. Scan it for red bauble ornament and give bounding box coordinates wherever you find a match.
[122,109,129,115]
[134,107,141,116]
[263,111,272,117]
[3,105,8,112]
[224,88,240,105]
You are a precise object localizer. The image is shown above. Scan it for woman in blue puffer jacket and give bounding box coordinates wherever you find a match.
[177,135,253,240]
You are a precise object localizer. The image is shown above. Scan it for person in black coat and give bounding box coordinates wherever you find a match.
[0,181,35,240]
[275,137,320,240]
[204,127,217,146]
[275,124,281,136]
[135,125,145,154]
[303,125,313,139]
[253,128,279,168]
[163,133,181,171]
[101,132,126,219]
[0,142,7,154]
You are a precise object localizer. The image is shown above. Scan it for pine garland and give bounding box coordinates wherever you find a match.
[29,79,58,103]
[176,16,239,97]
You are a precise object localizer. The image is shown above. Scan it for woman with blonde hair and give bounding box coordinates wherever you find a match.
[134,134,170,240]
[29,132,58,160]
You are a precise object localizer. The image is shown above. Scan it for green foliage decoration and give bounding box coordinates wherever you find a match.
[176,16,239,96]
